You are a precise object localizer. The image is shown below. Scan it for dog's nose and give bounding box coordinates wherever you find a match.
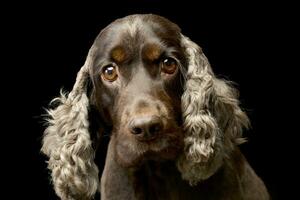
[129,116,163,140]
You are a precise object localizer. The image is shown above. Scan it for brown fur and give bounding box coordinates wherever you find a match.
[41,14,269,200]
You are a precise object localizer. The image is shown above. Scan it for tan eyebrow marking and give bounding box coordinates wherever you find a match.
[111,46,127,63]
[143,43,162,62]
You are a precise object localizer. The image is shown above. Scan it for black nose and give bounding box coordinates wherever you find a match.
[129,116,163,140]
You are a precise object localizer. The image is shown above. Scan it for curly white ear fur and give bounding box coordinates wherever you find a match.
[41,55,99,200]
[177,35,250,185]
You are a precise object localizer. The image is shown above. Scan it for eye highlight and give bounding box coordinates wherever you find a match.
[161,57,178,74]
[101,64,118,82]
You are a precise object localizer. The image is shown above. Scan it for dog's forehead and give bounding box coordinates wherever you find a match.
[93,15,181,53]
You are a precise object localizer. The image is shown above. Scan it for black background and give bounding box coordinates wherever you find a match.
[3,1,296,199]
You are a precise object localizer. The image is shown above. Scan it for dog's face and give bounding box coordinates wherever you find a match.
[90,15,185,167]
[42,14,250,199]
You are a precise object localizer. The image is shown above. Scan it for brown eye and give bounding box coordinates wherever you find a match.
[101,64,118,82]
[161,57,177,74]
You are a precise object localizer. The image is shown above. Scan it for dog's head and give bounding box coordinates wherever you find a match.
[90,15,185,167]
[42,14,249,199]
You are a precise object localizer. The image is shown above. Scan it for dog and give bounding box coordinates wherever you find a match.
[41,14,269,200]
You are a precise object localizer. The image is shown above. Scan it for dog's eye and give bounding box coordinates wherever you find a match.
[101,64,118,82]
[161,57,177,74]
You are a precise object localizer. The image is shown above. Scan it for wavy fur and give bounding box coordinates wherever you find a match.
[41,58,99,200]
[177,35,250,185]
[41,15,254,198]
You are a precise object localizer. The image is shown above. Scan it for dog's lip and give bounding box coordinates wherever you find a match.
[135,129,181,143]
[135,135,159,143]
[142,145,182,161]
[116,132,183,167]
[135,133,172,143]
[138,132,183,152]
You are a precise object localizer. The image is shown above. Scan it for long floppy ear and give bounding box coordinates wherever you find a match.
[177,34,250,185]
[41,54,99,200]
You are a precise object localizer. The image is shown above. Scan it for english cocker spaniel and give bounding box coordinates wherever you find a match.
[41,14,269,200]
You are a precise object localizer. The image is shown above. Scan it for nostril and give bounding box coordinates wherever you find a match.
[129,116,163,139]
[149,123,162,135]
[132,127,143,135]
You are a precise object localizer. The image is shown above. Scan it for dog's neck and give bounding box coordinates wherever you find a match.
[129,160,184,200]
[100,137,246,200]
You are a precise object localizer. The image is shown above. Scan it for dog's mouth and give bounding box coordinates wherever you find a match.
[115,131,183,168]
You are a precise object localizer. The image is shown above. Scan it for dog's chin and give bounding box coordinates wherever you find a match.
[114,133,183,168]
